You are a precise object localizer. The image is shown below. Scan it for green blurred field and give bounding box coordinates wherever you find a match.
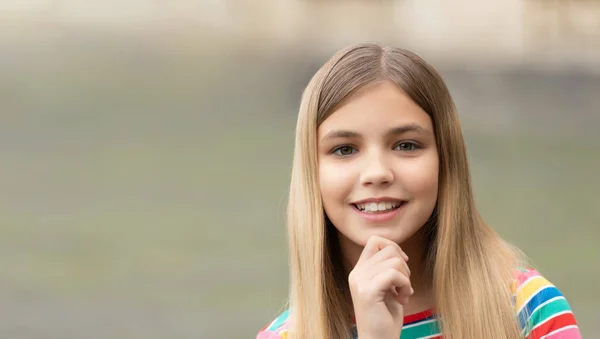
[1,32,598,338]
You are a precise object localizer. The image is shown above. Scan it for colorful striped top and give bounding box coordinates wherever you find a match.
[255,268,581,339]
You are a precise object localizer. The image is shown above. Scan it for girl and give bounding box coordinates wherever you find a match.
[256,43,581,339]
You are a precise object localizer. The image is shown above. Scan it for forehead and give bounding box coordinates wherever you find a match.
[318,81,433,137]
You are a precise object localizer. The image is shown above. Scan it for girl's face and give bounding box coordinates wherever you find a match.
[318,81,439,249]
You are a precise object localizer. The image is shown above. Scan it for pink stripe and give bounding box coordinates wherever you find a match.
[256,330,282,339]
[514,268,541,286]
[542,327,581,339]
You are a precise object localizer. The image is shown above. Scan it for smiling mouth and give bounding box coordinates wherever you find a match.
[352,201,404,214]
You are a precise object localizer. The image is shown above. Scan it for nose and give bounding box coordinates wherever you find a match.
[359,150,394,187]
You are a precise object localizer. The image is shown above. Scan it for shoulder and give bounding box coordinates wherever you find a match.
[255,309,290,339]
[511,268,581,339]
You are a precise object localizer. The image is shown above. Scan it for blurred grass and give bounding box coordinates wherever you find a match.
[0,32,598,338]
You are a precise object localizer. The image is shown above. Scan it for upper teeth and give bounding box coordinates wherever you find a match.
[356,202,400,212]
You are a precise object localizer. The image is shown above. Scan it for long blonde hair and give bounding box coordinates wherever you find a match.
[286,43,527,339]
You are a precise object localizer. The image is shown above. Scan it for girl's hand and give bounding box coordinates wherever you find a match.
[348,235,413,339]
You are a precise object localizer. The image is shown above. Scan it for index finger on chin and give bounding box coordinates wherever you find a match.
[357,235,395,263]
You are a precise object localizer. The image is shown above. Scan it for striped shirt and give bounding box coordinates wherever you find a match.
[255,268,581,339]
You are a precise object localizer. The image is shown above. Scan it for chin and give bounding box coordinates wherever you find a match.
[356,227,412,246]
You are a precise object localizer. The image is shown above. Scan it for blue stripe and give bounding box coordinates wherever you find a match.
[267,309,290,331]
[517,286,563,329]
[404,315,436,326]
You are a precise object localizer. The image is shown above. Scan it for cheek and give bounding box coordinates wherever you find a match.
[319,162,354,207]
[399,153,439,198]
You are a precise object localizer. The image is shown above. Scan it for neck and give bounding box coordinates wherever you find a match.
[338,228,435,316]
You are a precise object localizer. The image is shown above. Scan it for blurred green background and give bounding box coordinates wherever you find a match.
[1,1,599,338]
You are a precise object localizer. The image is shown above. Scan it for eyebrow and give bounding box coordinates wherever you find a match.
[321,123,432,141]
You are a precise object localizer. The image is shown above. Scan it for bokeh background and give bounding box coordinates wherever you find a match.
[1,1,599,338]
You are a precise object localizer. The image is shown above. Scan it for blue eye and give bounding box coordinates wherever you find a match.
[332,145,356,156]
[395,142,419,151]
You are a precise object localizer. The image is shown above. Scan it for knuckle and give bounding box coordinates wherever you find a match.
[395,245,404,254]
[391,269,408,283]
[386,268,398,277]
[382,245,396,256]
[386,244,397,251]
[390,257,403,269]
[348,271,358,285]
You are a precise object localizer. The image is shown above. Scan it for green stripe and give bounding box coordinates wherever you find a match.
[401,318,441,338]
[523,297,571,334]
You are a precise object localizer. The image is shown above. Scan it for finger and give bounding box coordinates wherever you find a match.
[356,235,386,265]
[371,236,407,258]
[372,269,412,306]
[374,237,408,261]
[367,244,409,266]
[389,285,410,305]
[361,255,409,281]
[372,268,412,301]
[396,292,411,305]
[358,236,408,264]
[393,283,414,306]
[375,256,411,278]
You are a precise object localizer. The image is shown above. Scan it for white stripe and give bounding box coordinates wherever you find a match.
[520,297,565,335]
[515,275,543,296]
[403,318,436,329]
[523,310,573,337]
[539,325,579,339]
[415,334,441,339]
[517,284,552,314]
[266,319,277,330]
[527,296,565,317]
